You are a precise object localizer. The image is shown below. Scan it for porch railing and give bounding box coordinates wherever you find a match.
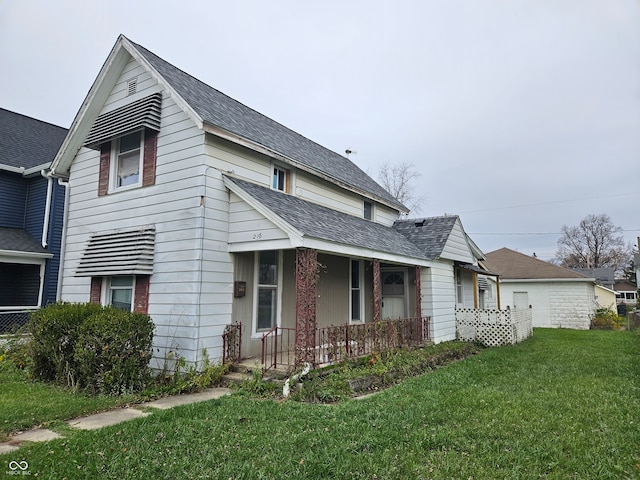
[261,316,431,373]
[0,308,37,334]
[222,322,242,364]
[261,326,296,372]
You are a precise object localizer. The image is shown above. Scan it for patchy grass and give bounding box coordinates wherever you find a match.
[287,340,482,403]
[0,362,133,442]
[2,328,639,479]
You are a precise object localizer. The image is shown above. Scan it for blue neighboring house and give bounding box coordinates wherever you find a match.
[0,108,68,332]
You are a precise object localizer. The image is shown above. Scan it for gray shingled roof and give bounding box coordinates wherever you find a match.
[0,108,67,170]
[226,177,423,259]
[130,39,406,212]
[393,216,459,260]
[0,227,49,255]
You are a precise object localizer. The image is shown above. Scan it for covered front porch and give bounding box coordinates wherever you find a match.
[228,247,431,372]
[0,229,52,333]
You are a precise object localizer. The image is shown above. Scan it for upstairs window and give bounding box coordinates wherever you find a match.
[364,200,373,220]
[114,131,143,188]
[272,166,290,193]
[87,93,162,197]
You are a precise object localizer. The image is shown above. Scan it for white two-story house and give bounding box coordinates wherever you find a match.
[50,35,488,369]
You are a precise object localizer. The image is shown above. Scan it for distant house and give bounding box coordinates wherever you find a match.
[49,35,493,368]
[613,280,637,309]
[569,267,615,290]
[483,248,598,329]
[0,108,67,331]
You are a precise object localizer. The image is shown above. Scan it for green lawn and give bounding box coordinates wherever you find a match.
[2,328,639,479]
[0,365,133,441]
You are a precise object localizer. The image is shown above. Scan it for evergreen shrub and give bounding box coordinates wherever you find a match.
[28,302,153,394]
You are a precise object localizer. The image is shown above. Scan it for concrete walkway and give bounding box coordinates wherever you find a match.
[0,387,232,454]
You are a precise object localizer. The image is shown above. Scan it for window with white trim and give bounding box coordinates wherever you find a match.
[350,259,364,322]
[456,269,463,305]
[363,200,373,220]
[272,165,290,193]
[112,130,144,189]
[256,251,279,331]
[108,276,135,311]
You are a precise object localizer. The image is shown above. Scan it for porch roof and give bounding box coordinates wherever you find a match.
[0,228,52,259]
[225,176,426,261]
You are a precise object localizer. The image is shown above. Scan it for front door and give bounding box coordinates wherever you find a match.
[381,271,406,319]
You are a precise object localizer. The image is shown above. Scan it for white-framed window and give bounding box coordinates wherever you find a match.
[363,200,373,220]
[112,130,144,190]
[272,165,290,193]
[350,259,364,322]
[254,251,282,333]
[108,276,135,311]
[456,269,463,305]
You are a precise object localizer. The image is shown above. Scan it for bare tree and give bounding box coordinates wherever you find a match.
[555,214,631,272]
[377,161,426,215]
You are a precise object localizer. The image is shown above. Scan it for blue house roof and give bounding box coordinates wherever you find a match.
[0,108,67,170]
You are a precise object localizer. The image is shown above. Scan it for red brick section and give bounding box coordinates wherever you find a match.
[90,277,102,303]
[134,276,150,314]
[142,130,158,187]
[295,248,318,365]
[373,259,381,322]
[98,142,111,196]
[415,265,422,318]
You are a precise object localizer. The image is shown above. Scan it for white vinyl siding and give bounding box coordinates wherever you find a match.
[204,133,403,227]
[440,218,476,263]
[227,192,288,249]
[421,261,457,343]
[60,59,233,367]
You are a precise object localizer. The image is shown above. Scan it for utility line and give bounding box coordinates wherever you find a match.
[458,191,640,214]
[468,228,640,236]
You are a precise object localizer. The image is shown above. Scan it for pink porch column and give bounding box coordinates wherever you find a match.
[295,248,318,365]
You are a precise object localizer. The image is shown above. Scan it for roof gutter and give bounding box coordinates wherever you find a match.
[499,278,597,284]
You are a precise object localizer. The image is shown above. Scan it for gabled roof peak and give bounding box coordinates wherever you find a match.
[53,34,407,212]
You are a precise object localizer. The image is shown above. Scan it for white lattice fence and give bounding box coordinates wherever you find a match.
[456,307,532,346]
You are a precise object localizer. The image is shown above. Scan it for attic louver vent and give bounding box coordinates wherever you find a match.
[75,226,155,277]
[84,93,162,149]
[127,78,137,96]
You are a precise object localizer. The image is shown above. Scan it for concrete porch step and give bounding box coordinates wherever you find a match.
[221,371,253,386]
[230,357,263,374]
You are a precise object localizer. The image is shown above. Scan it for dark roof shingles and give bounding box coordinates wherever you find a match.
[0,227,49,254]
[227,177,423,259]
[0,109,67,170]
[130,40,405,211]
[393,216,459,260]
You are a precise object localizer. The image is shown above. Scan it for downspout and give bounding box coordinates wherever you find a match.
[38,170,54,307]
[196,165,214,366]
[55,178,70,301]
[40,170,53,248]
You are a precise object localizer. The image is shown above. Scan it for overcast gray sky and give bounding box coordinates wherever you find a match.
[2,0,639,261]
